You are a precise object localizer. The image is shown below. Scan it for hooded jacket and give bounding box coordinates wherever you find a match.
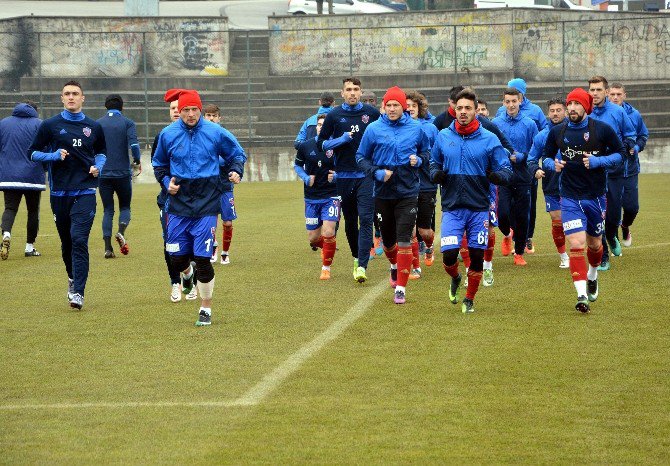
[494,96,548,132]
[491,112,538,185]
[527,119,565,198]
[294,105,334,149]
[589,99,636,178]
[0,104,44,190]
[620,101,649,177]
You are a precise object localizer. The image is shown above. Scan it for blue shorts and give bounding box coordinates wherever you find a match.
[561,196,606,237]
[220,191,237,222]
[545,194,561,213]
[305,197,341,231]
[440,209,489,252]
[165,215,217,258]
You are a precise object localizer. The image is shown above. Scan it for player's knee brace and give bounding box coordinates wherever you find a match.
[197,277,215,300]
[193,257,214,283]
[468,248,485,272]
[171,254,191,273]
[442,249,459,266]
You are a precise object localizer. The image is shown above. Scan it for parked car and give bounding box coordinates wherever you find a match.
[372,0,409,11]
[288,0,396,14]
[475,0,590,9]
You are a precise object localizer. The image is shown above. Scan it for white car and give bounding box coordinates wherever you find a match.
[288,0,396,15]
[475,0,590,9]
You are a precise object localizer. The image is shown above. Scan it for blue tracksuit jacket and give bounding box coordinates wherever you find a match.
[294,105,334,149]
[0,104,44,191]
[491,112,538,185]
[356,113,429,200]
[430,122,513,211]
[495,97,548,132]
[589,99,636,178]
[97,109,140,178]
[620,101,649,177]
[527,120,564,198]
[152,117,246,217]
[418,118,439,192]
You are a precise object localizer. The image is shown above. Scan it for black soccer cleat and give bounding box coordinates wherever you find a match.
[449,274,462,304]
[575,296,590,314]
[587,279,599,302]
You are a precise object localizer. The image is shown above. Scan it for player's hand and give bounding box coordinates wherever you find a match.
[327,170,336,183]
[582,152,593,169]
[554,159,566,173]
[132,161,142,177]
[510,152,518,163]
[409,154,418,166]
[629,148,635,155]
[535,169,545,179]
[308,175,315,187]
[228,171,241,184]
[383,169,393,182]
[168,177,180,195]
[59,149,68,160]
[89,165,99,178]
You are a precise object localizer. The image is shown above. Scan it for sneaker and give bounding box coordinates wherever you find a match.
[575,295,590,313]
[311,245,318,251]
[608,236,622,257]
[195,310,211,326]
[389,268,397,288]
[210,244,218,263]
[67,278,74,301]
[597,259,610,271]
[394,289,406,304]
[319,268,331,280]
[424,247,434,266]
[483,268,494,287]
[587,279,599,302]
[104,250,116,259]
[24,249,41,257]
[115,232,129,255]
[525,238,535,254]
[621,228,632,247]
[182,268,194,295]
[170,283,182,303]
[220,253,230,265]
[352,258,359,279]
[501,229,513,256]
[462,297,475,314]
[449,274,462,304]
[185,286,198,301]
[69,293,84,310]
[1,235,10,260]
[559,255,570,269]
[354,266,367,283]
[513,253,527,266]
[409,267,421,280]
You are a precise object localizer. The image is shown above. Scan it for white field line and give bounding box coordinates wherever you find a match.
[0,279,388,410]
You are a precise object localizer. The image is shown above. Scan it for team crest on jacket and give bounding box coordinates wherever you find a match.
[583,132,590,142]
[362,115,369,124]
[326,149,334,158]
[83,127,91,137]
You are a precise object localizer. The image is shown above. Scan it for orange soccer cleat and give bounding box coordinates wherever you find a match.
[513,253,527,266]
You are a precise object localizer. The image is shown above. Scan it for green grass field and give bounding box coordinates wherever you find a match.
[1,175,669,463]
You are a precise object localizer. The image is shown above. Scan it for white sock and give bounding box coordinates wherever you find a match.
[2,231,9,239]
[483,261,493,270]
[395,285,405,293]
[587,265,598,281]
[574,280,587,297]
[25,243,34,252]
[559,252,569,261]
[322,265,330,271]
[222,250,229,256]
[390,263,397,270]
[200,307,211,316]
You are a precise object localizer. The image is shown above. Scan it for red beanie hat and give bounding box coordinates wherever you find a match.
[164,88,203,112]
[566,88,593,114]
[382,86,407,110]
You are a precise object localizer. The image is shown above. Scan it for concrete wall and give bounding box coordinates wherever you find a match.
[0,16,229,86]
[268,9,670,81]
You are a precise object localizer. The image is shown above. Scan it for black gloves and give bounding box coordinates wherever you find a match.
[432,170,447,184]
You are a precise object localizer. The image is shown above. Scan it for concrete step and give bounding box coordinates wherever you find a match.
[231,49,270,59]
[18,76,260,92]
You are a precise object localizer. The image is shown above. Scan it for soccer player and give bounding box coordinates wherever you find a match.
[151,95,184,302]
[430,88,512,313]
[527,97,570,268]
[356,86,429,304]
[28,80,106,310]
[587,76,636,270]
[607,82,649,248]
[203,104,238,265]
[317,77,380,283]
[476,99,489,118]
[543,88,625,313]
[96,94,141,259]
[0,101,43,260]
[406,90,438,271]
[492,87,538,266]
[294,114,339,279]
[294,91,335,149]
[153,89,246,326]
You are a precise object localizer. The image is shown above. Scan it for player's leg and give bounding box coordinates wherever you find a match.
[160,206,182,302]
[24,190,42,256]
[319,197,340,280]
[114,176,132,255]
[377,197,398,288]
[191,216,218,326]
[219,191,236,264]
[621,175,639,247]
[50,195,74,300]
[1,190,22,260]
[512,184,530,265]
[561,197,592,313]
[337,178,359,269]
[69,194,97,309]
[583,195,607,307]
[462,211,489,313]
[305,201,323,249]
[393,197,418,304]
[497,185,513,256]
[547,195,569,268]
[356,176,375,277]
[417,191,436,267]
[440,209,466,305]
[98,178,115,258]
[483,199,498,286]
[526,179,538,253]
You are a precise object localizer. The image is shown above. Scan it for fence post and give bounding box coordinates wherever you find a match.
[37,32,43,117]
[349,28,353,76]
[453,25,458,78]
[142,32,149,146]
[561,21,566,95]
[246,30,253,145]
